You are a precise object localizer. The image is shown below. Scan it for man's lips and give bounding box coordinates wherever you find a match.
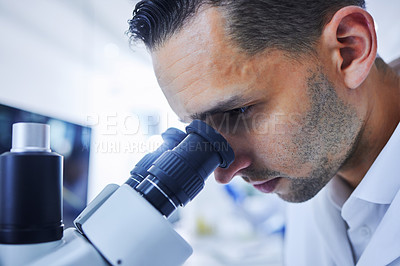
[252,177,282,193]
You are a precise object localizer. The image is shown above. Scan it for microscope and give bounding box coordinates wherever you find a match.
[0,120,234,265]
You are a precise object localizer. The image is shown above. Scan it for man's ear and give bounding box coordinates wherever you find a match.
[321,6,377,89]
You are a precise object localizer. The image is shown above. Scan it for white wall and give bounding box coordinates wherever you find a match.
[367,0,400,63]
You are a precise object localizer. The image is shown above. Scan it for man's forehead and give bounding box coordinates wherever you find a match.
[151,6,232,83]
[150,7,252,118]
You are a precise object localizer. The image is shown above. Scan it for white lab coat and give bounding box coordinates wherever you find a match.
[284,123,400,266]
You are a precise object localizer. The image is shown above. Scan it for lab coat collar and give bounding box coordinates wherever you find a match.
[350,122,400,204]
[356,189,400,266]
[323,123,400,265]
[343,122,400,265]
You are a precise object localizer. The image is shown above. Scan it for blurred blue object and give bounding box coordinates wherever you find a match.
[224,182,286,236]
[224,183,245,204]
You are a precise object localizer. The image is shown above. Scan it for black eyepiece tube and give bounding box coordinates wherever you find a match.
[0,123,63,244]
[135,120,235,217]
[125,128,186,188]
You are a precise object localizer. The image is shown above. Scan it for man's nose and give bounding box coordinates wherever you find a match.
[214,155,252,184]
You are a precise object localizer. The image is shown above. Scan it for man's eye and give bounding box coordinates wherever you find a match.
[226,106,251,116]
[205,106,254,129]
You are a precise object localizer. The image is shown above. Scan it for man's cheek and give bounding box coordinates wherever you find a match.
[251,113,298,137]
[251,113,271,135]
[287,113,305,135]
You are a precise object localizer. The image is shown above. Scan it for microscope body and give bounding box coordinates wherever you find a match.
[0,121,234,266]
[0,184,191,266]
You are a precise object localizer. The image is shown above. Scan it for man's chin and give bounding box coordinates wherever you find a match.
[275,173,334,203]
[275,189,319,203]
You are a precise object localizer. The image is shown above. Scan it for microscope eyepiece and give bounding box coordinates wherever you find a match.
[125,127,187,188]
[135,120,235,217]
[185,120,234,168]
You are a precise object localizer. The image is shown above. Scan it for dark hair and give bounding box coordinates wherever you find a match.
[128,0,365,55]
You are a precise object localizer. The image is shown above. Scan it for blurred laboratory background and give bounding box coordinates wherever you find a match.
[0,0,399,265]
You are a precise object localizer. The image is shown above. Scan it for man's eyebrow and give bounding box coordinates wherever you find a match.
[189,96,248,121]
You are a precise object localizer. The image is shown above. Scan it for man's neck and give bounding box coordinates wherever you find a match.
[337,59,400,189]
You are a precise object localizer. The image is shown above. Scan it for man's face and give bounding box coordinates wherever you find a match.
[151,8,363,202]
